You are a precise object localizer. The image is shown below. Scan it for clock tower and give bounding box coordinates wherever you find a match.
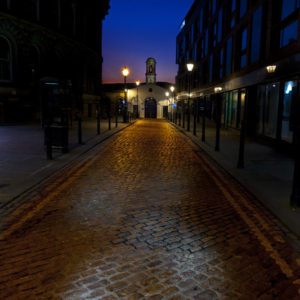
[146,58,156,84]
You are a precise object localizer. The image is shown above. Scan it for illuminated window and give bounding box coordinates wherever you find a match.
[0,36,12,81]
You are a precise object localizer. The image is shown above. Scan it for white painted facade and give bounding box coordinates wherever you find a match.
[127,83,170,118]
[126,57,172,119]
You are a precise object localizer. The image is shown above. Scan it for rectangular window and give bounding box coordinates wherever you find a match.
[217,8,223,43]
[241,29,247,50]
[257,83,279,138]
[231,18,235,28]
[230,90,239,127]
[281,80,298,142]
[200,9,203,33]
[220,49,224,78]
[232,0,236,12]
[281,0,300,20]
[193,44,197,61]
[212,0,216,15]
[251,5,262,63]
[205,29,209,56]
[280,20,299,48]
[209,54,213,82]
[240,29,247,68]
[226,37,232,75]
[240,0,247,18]
[240,54,246,68]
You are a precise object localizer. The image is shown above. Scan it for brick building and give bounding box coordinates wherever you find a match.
[176,0,300,147]
[0,0,110,123]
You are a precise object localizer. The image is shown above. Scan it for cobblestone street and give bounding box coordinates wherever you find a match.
[0,120,299,299]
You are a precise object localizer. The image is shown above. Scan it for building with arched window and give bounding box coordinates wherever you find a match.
[0,0,110,123]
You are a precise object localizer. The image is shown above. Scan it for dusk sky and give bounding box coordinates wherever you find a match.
[102,0,195,84]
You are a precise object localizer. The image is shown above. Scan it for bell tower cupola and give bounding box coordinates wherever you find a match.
[146,57,156,84]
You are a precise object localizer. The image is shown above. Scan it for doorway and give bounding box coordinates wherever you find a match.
[145,98,157,118]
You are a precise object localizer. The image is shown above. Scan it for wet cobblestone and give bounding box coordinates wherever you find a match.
[0,120,300,299]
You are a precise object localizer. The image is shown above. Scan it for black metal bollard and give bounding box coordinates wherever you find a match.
[97,114,100,135]
[193,99,197,136]
[78,117,82,144]
[291,125,300,207]
[215,94,221,151]
[237,90,248,168]
[45,125,52,160]
[237,120,246,168]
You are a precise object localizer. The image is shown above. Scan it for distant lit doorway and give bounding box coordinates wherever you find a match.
[145,98,157,118]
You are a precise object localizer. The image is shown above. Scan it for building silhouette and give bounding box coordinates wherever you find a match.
[0,0,110,123]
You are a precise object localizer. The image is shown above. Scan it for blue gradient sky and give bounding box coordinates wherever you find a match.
[102,0,194,84]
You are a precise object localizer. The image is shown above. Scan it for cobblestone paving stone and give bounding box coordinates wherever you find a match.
[0,119,300,299]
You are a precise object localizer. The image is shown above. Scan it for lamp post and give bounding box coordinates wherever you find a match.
[122,67,130,123]
[165,92,170,119]
[187,62,194,132]
[135,80,140,118]
[170,86,175,123]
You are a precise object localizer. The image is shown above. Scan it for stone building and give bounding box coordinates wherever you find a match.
[0,0,110,123]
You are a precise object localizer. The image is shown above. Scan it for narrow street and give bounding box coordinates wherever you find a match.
[0,120,299,299]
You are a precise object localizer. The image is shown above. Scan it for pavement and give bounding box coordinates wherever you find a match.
[172,116,300,238]
[0,119,299,299]
[0,117,132,225]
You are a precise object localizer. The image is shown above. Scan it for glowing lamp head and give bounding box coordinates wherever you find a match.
[214,87,223,93]
[136,80,140,86]
[165,92,170,97]
[122,67,130,77]
[170,86,175,92]
[186,63,194,72]
[266,65,277,73]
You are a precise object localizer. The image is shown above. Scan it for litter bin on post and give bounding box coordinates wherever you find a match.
[40,77,71,158]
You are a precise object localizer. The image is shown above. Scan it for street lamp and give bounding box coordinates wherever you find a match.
[135,80,140,118]
[165,92,170,120]
[122,67,130,122]
[186,62,194,132]
[170,86,175,122]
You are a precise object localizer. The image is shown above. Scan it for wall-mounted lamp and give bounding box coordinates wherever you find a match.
[266,65,277,73]
[214,87,223,93]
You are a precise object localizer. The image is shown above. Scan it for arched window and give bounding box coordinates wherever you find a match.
[0,37,12,81]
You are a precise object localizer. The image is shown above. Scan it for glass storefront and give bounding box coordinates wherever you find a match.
[257,83,280,139]
[281,80,298,142]
[222,90,240,129]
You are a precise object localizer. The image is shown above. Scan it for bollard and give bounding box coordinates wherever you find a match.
[78,117,82,144]
[46,125,52,160]
[291,125,300,207]
[193,99,197,136]
[215,94,221,151]
[237,90,248,169]
[97,114,100,135]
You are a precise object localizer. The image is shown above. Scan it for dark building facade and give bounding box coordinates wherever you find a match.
[0,0,110,123]
[176,0,300,147]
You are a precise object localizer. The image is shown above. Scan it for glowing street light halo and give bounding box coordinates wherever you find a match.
[122,67,130,77]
